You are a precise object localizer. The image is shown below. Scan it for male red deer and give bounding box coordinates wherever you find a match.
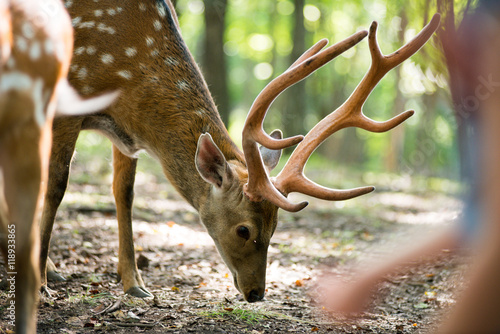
[0,1,117,333]
[39,0,440,302]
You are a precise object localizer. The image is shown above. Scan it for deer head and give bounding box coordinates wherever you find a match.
[193,14,440,302]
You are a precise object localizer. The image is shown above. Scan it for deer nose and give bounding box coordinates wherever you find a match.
[247,289,264,303]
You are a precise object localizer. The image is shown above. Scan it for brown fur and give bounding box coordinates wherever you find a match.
[0,1,71,333]
[40,0,278,302]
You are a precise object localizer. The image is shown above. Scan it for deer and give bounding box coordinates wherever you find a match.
[39,0,440,303]
[0,0,117,333]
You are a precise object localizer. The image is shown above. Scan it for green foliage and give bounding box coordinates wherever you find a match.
[74,1,474,182]
[172,0,474,180]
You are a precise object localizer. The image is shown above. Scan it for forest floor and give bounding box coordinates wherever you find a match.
[0,151,466,333]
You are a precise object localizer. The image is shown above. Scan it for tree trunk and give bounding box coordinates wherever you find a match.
[202,0,230,126]
[282,0,306,138]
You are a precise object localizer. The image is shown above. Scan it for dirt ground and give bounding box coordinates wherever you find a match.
[0,162,465,333]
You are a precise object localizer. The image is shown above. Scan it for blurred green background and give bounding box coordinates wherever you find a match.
[75,0,476,193]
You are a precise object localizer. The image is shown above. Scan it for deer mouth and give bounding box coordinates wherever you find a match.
[232,275,264,302]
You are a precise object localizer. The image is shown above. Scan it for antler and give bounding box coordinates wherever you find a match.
[243,14,441,212]
[242,30,369,212]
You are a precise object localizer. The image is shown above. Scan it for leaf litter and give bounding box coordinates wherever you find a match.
[0,173,467,333]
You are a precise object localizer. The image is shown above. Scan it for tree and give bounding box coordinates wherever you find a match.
[202,0,230,126]
[282,0,307,137]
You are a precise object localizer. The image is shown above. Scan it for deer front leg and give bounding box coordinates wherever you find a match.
[0,125,42,334]
[113,146,152,298]
[40,117,82,288]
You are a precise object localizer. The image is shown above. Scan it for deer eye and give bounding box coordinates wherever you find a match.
[236,226,250,240]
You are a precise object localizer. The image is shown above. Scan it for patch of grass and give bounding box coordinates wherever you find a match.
[199,306,269,324]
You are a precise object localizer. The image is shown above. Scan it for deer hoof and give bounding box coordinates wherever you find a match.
[47,270,66,282]
[126,286,153,298]
[40,284,57,298]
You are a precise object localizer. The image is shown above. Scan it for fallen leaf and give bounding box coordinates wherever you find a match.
[128,311,140,320]
[311,326,320,331]
[92,304,106,313]
[295,280,303,287]
[224,307,234,311]
[167,221,176,227]
[171,286,179,292]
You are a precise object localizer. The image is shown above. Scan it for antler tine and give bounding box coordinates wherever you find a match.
[242,30,368,210]
[274,14,441,209]
[288,38,329,70]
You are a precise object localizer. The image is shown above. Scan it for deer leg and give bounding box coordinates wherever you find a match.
[0,123,42,334]
[39,117,82,288]
[112,146,151,298]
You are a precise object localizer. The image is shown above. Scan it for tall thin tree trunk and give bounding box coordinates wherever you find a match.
[282,0,306,138]
[202,0,230,126]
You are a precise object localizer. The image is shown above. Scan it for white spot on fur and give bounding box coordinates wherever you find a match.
[70,64,79,72]
[74,46,85,55]
[117,70,132,80]
[86,46,97,55]
[94,9,103,17]
[117,7,123,13]
[153,20,162,31]
[81,85,95,94]
[30,42,41,60]
[71,17,82,26]
[0,72,46,126]
[124,47,137,57]
[64,0,73,8]
[164,57,179,66]
[150,49,159,57]
[22,22,35,39]
[77,67,88,80]
[139,3,146,11]
[107,8,116,15]
[97,23,116,34]
[145,36,155,47]
[0,71,32,92]
[15,36,28,53]
[156,3,166,17]
[176,80,189,90]
[78,21,96,29]
[44,39,55,54]
[101,53,114,64]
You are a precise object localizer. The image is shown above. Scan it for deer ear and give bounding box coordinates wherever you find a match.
[259,129,282,171]
[195,133,232,188]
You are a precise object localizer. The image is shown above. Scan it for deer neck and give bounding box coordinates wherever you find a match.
[67,1,243,211]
